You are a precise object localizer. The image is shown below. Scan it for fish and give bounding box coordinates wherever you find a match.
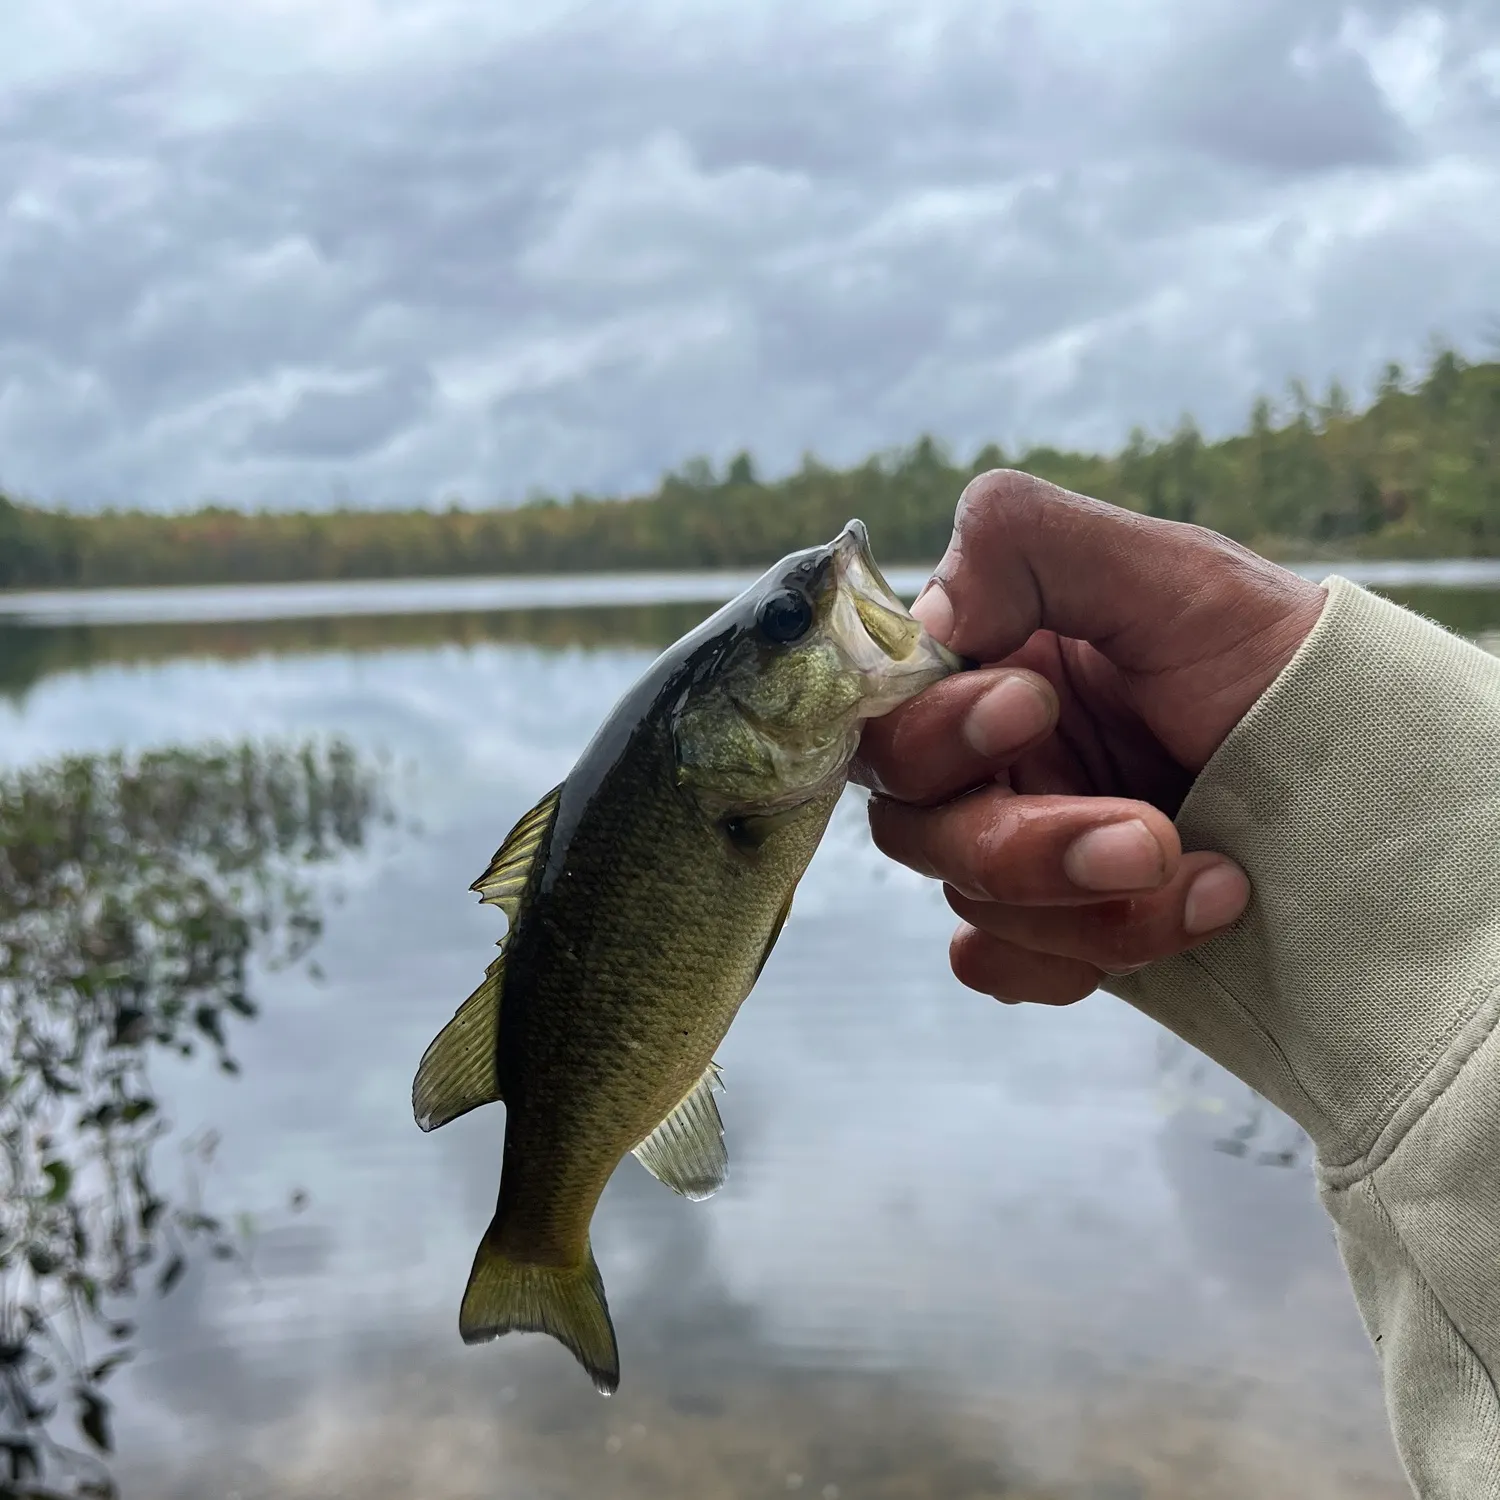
[411,519,963,1395]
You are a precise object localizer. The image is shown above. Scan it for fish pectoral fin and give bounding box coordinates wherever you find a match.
[724,805,803,852]
[753,890,794,983]
[461,1225,619,1396]
[471,783,563,919]
[631,1062,728,1201]
[412,953,505,1132]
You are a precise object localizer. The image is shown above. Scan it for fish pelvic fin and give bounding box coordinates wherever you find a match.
[459,1228,620,1397]
[632,1062,727,1200]
[412,952,504,1132]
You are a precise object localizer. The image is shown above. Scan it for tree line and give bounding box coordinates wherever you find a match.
[3,346,1498,591]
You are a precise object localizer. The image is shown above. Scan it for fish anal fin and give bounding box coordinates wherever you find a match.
[631,1063,727,1201]
[460,1226,619,1396]
[412,952,504,1132]
[472,784,563,919]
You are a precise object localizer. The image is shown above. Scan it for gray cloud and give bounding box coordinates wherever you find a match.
[248,365,435,460]
[0,0,1497,511]
[1152,12,1412,172]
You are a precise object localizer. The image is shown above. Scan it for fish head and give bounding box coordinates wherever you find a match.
[672,519,964,814]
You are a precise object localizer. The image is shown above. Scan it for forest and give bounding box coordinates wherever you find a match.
[1,346,1497,591]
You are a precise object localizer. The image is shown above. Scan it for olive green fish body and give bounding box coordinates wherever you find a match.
[413,520,963,1394]
[494,712,838,1265]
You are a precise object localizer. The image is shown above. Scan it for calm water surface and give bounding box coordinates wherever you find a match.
[5,568,1482,1499]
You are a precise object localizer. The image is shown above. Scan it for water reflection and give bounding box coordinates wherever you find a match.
[1373,583,1500,639]
[0,607,709,703]
[121,1112,1401,1500]
[5,579,1500,707]
[2,556,1500,629]
[0,741,386,1499]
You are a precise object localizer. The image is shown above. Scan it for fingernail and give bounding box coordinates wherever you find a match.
[1183,863,1250,935]
[1063,820,1165,892]
[963,675,1053,758]
[911,581,954,645]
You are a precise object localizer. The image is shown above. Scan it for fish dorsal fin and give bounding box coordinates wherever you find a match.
[631,1063,727,1201]
[413,953,505,1132]
[471,784,563,919]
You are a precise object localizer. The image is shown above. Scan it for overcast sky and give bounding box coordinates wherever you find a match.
[2,0,1497,513]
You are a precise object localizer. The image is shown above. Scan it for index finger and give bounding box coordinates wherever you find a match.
[853,666,1058,805]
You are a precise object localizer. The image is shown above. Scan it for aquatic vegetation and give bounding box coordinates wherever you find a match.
[0,741,386,1499]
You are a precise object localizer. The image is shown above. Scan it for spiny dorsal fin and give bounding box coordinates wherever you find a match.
[631,1063,727,1201]
[471,784,563,919]
[412,953,504,1132]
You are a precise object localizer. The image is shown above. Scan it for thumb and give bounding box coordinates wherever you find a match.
[912,470,1305,676]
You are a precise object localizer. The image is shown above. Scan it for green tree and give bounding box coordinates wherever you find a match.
[3,343,1500,587]
[725,451,758,487]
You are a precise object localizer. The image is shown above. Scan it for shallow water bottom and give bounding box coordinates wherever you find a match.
[125,1349,1405,1500]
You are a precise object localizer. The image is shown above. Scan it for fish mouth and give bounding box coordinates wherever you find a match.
[829,518,965,715]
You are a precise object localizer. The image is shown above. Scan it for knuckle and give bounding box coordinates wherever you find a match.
[954,468,1040,543]
[1196,535,1259,591]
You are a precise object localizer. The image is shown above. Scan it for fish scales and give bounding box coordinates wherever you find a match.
[495,712,838,1262]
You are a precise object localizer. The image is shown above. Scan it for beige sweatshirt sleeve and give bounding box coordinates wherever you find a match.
[1111,575,1500,1497]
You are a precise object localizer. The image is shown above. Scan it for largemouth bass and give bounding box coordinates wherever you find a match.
[412,520,962,1394]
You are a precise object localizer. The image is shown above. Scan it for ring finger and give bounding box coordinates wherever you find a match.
[945,851,1251,972]
[949,924,1105,1006]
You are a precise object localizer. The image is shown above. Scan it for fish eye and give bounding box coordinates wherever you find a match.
[757,588,814,644]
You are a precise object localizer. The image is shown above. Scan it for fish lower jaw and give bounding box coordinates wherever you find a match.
[857,657,955,719]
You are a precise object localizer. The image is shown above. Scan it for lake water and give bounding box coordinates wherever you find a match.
[6,564,1485,1500]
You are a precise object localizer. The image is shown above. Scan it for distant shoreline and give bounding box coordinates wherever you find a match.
[4,559,1500,629]
[4,349,1499,595]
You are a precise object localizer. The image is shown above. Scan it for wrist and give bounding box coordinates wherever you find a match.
[1114,578,1500,1164]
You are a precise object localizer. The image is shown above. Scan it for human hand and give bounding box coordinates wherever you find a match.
[855,470,1327,1005]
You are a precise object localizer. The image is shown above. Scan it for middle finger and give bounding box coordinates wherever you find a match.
[867,786,1183,905]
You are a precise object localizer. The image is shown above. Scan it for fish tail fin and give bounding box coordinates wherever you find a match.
[459,1223,619,1396]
